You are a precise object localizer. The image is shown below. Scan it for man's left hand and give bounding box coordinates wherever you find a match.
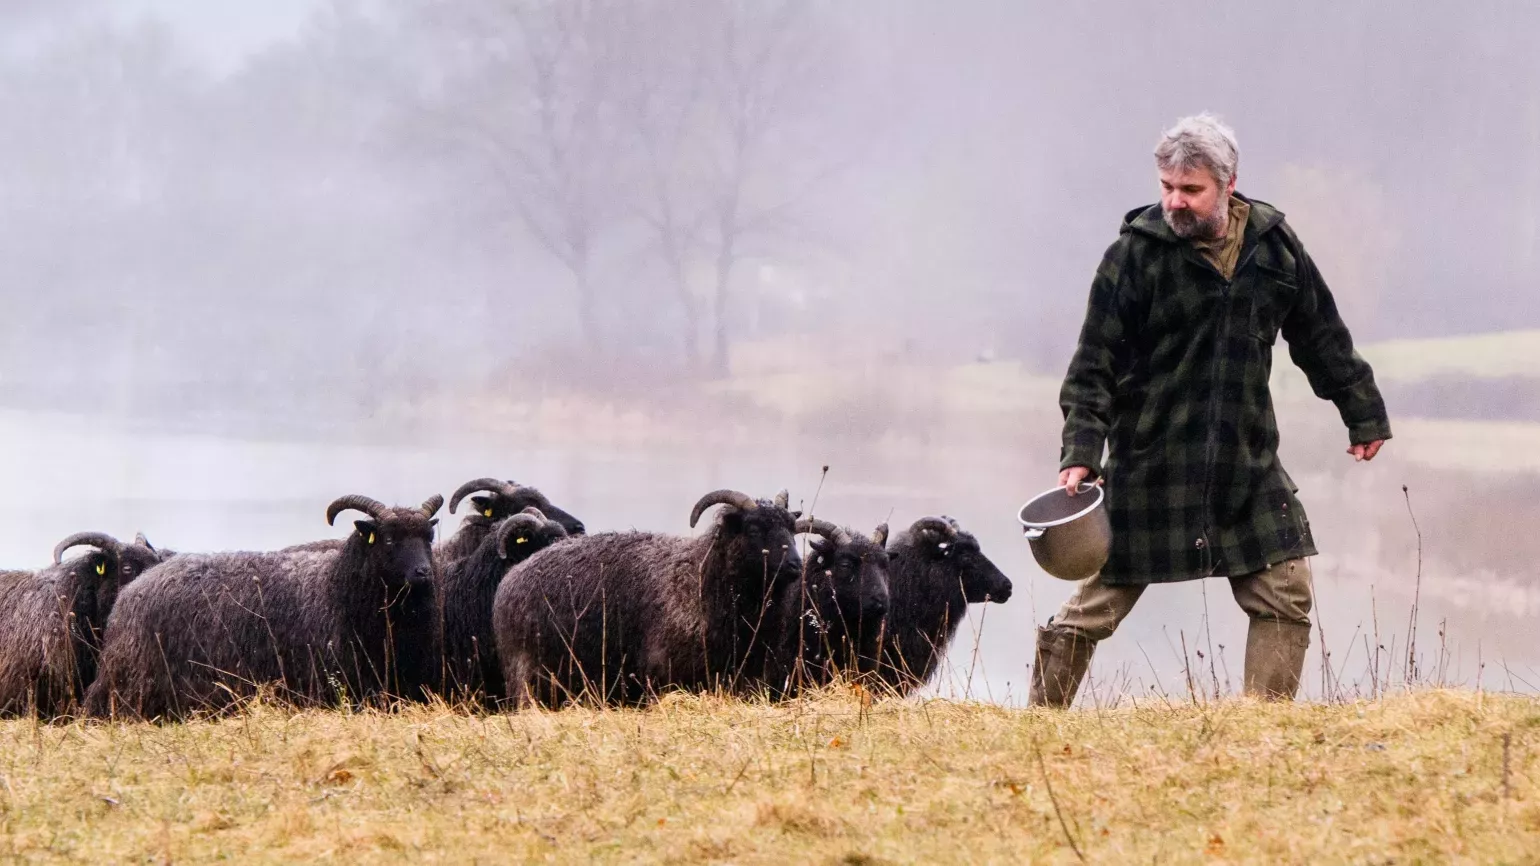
[1347,440,1385,462]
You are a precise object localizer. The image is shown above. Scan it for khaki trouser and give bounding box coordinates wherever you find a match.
[1050,558,1313,642]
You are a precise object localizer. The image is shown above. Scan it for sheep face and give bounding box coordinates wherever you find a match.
[52,533,159,640]
[914,526,1013,604]
[807,536,891,628]
[118,538,167,583]
[352,515,437,591]
[720,503,803,585]
[70,548,122,624]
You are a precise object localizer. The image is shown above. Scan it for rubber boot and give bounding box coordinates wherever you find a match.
[1243,619,1311,700]
[1028,626,1096,708]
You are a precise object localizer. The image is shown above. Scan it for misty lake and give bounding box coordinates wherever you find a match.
[3,406,1532,706]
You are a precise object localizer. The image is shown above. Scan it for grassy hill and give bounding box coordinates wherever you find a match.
[1,690,1534,863]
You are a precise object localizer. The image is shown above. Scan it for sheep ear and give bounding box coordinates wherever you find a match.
[471,495,495,518]
[354,519,379,544]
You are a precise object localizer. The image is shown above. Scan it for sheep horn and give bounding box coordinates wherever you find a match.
[326,495,390,525]
[496,513,547,559]
[910,516,958,540]
[773,489,790,510]
[688,489,758,528]
[794,517,850,547]
[133,532,154,550]
[872,523,889,548]
[448,478,519,514]
[421,494,445,518]
[518,506,548,519]
[53,532,121,565]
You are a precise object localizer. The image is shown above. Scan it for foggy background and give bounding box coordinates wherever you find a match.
[3,0,1537,703]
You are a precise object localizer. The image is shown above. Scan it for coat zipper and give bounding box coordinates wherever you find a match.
[1196,242,1259,576]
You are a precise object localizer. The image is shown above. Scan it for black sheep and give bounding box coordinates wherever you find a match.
[494,489,801,708]
[0,532,168,717]
[438,478,585,571]
[440,507,570,706]
[748,519,891,700]
[84,494,445,720]
[874,516,1013,695]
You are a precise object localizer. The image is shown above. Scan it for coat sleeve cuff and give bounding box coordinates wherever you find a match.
[1059,444,1104,477]
[1346,418,1392,445]
[1333,382,1392,445]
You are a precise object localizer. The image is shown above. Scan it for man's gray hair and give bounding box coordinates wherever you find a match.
[1154,113,1239,188]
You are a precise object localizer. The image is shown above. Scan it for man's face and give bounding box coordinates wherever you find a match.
[1160,165,1235,239]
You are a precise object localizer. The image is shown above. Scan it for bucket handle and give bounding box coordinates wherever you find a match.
[1018,481,1105,541]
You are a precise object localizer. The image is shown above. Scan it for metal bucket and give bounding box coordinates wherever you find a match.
[1016,483,1111,581]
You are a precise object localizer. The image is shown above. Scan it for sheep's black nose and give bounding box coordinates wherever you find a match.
[571,522,586,535]
[862,596,889,621]
[412,565,432,581]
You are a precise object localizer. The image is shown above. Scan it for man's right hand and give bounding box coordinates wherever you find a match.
[1059,466,1101,496]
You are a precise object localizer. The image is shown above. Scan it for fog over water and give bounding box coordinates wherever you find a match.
[3,2,1537,703]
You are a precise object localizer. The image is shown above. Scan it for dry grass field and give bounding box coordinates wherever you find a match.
[0,689,1534,864]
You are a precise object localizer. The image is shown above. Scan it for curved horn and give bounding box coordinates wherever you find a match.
[872,523,889,548]
[794,517,851,547]
[518,506,548,519]
[53,532,121,565]
[448,478,519,514]
[496,513,546,559]
[910,516,958,540]
[773,489,790,510]
[421,494,445,518]
[688,489,758,529]
[326,494,390,526]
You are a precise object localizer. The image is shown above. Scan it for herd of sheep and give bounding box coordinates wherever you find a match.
[0,477,1014,721]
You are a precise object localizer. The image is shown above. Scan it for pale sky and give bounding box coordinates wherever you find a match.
[112,0,319,74]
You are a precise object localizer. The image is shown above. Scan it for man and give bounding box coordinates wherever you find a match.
[1030,113,1391,707]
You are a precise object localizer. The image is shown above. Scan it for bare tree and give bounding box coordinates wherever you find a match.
[404,0,626,350]
[612,6,711,370]
[695,0,840,375]
[616,0,844,376]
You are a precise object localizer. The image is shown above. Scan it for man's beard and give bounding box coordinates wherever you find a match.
[1163,196,1229,240]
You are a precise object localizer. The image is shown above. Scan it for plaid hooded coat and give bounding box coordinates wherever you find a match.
[1059,193,1392,585]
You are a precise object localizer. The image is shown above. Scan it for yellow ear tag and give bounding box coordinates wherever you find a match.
[367,532,375,545]
[484,509,494,517]
[95,562,106,576]
[516,537,528,544]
